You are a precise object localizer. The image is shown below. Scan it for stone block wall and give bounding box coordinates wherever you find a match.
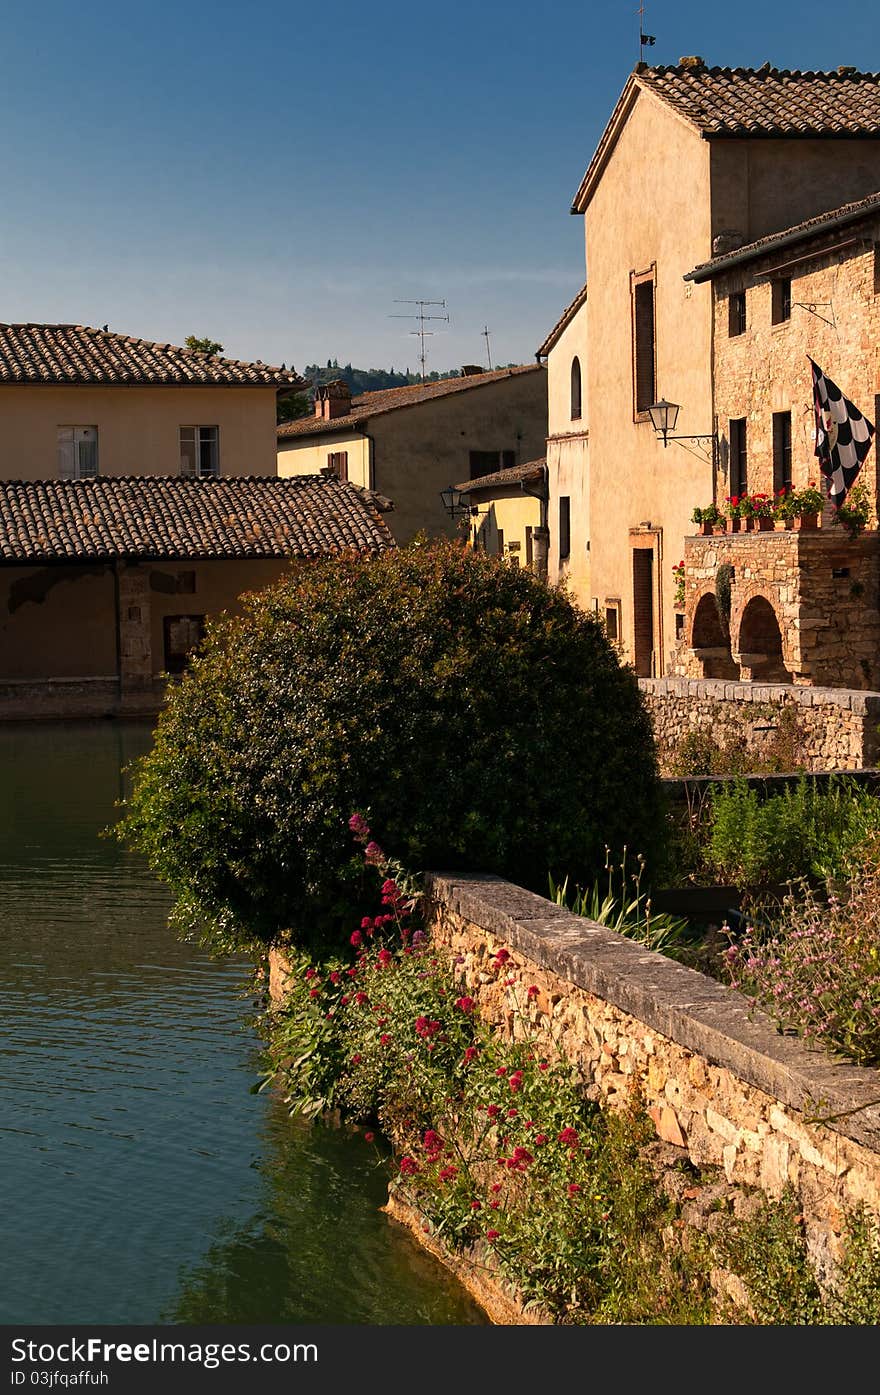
[677,529,880,690]
[424,872,880,1281]
[640,674,880,772]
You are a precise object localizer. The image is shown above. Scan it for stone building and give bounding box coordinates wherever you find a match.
[0,475,394,718]
[453,458,547,573]
[675,190,880,689]
[553,59,880,676]
[537,285,591,612]
[275,364,547,545]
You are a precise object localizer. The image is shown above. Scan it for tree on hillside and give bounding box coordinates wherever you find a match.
[185,335,224,357]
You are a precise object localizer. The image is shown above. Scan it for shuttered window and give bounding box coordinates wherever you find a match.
[559,496,571,560]
[632,275,656,415]
[57,426,99,479]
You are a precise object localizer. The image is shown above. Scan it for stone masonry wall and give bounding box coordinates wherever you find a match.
[424,872,880,1283]
[677,530,880,690]
[640,674,880,773]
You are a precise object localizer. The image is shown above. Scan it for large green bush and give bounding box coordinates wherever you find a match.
[118,540,663,950]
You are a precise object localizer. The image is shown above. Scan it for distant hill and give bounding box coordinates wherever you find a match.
[278,359,520,422]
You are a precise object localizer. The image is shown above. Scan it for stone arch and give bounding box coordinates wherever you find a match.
[689,589,738,679]
[736,594,790,682]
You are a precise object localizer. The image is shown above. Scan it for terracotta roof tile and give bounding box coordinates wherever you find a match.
[685,188,880,281]
[638,62,880,137]
[572,62,880,213]
[454,458,547,493]
[277,363,545,440]
[0,476,394,564]
[0,324,306,391]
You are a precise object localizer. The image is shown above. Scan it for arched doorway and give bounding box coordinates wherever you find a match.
[737,595,789,682]
[690,592,738,679]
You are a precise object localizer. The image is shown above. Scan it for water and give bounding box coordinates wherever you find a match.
[0,722,485,1325]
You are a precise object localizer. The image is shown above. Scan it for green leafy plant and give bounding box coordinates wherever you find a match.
[115,541,664,953]
[714,563,734,637]
[831,481,872,538]
[692,504,723,526]
[792,482,824,516]
[549,849,692,959]
[747,492,774,519]
[706,775,880,887]
[672,559,685,609]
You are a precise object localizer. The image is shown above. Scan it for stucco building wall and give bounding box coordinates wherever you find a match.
[581,91,715,675]
[546,300,590,606]
[276,431,371,489]
[470,487,542,566]
[0,385,280,479]
[277,370,548,545]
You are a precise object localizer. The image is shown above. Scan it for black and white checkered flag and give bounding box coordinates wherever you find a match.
[810,358,875,505]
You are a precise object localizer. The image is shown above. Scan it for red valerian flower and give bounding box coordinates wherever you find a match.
[355,992,369,1006]
[526,985,539,1000]
[363,1132,374,1143]
[304,968,317,981]
[470,1200,481,1210]
[438,1166,458,1182]
[351,1054,362,1065]
[377,948,392,968]
[463,1047,479,1064]
[380,1034,391,1046]
[490,1183,502,1194]
[493,948,511,966]
[558,1127,579,1148]
[350,930,363,948]
[348,812,370,838]
[423,1129,444,1154]
[364,841,384,863]
[455,996,475,1013]
[329,971,340,984]
[415,1017,440,1038]
[538,1061,549,1071]
[510,1147,533,1170]
[534,1134,548,1145]
[340,995,349,1006]
[567,1183,581,1195]
[489,1200,500,1209]
[509,1071,523,1093]
[486,1105,500,1119]
[399,1156,419,1175]
[495,1066,507,1077]
[486,1229,500,1241]
[308,988,320,999]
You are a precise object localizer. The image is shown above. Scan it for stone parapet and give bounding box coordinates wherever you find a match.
[424,870,880,1279]
[640,674,880,771]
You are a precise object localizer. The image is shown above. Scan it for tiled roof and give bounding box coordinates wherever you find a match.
[455,459,547,493]
[277,363,545,440]
[536,284,588,359]
[572,62,880,212]
[0,476,395,564]
[0,324,306,391]
[685,188,880,281]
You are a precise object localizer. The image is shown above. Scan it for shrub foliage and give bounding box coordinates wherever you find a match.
[118,542,663,950]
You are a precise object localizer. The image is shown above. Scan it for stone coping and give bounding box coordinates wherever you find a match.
[661,769,880,800]
[425,871,880,1154]
[639,676,880,713]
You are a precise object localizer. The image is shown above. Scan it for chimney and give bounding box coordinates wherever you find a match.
[314,379,352,420]
[712,229,746,255]
[460,364,484,377]
[678,55,706,70]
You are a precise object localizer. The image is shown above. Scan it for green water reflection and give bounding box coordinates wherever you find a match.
[0,721,485,1325]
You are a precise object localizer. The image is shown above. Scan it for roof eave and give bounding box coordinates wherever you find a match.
[685,197,880,282]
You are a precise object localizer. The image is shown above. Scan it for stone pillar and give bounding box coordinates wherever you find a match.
[532,526,549,581]
[116,565,153,693]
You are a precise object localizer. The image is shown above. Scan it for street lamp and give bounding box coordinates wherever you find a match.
[648,399,717,463]
[439,484,471,519]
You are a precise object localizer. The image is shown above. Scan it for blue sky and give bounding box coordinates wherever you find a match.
[0,1,876,376]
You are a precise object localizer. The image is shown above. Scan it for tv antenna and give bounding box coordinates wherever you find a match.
[482,325,493,371]
[637,2,655,63]
[390,298,449,380]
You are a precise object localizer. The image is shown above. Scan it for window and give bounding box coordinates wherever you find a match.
[163,614,205,675]
[729,418,748,497]
[469,449,516,478]
[570,356,582,420]
[525,526,533,568]
[180,426,219,477]
[496,528,505,558]
[327,450,349,481]
[631,271,656,416]
[728,291,746,337]
[176,571,196,594]
[773,411,792,494]
[772,277,792,324]
[604,602,620,643]
[57,426,98,479]
[559,496,571,561]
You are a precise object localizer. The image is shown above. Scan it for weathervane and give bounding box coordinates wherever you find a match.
[637,2,656,63]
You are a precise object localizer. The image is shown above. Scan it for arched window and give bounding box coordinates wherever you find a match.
[570,357,582,421]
